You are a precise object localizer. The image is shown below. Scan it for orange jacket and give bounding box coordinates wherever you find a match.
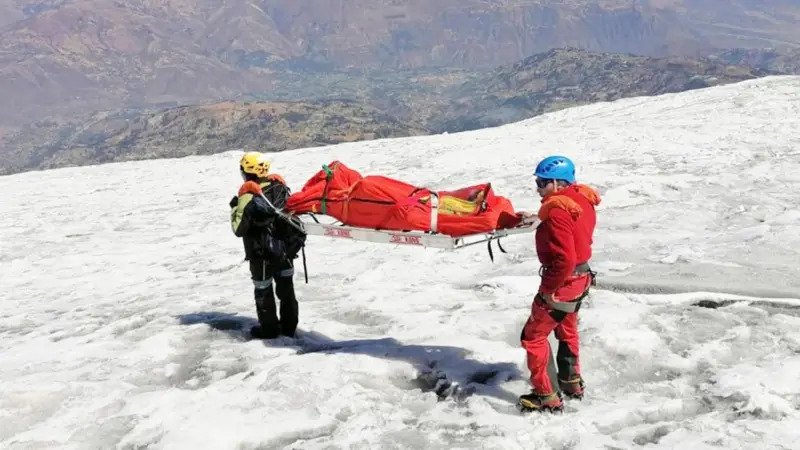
[535,184,600,298]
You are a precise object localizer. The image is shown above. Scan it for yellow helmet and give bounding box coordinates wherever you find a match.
[239,151,271,178]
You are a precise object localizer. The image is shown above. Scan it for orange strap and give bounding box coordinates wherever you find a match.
[574,184,601,206]
[266,173,286,185]
[538,195,581,221]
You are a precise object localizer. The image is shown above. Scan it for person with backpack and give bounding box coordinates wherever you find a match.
[230,152,306,339]
[516,155,601,413]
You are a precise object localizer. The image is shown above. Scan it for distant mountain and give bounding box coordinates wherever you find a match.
[1,0,799,129]
[710,48,800,75]
[1,48,769,175]
[0,100,426,174]
[429,48,767,131]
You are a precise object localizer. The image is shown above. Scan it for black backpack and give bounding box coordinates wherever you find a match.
[263,181,306,262]
[261,180,309,280]
[275,215,306,260]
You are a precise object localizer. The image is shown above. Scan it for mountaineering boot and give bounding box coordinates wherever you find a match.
[559,377,584,400]
[518,392,564,413]
[249,325,281,339]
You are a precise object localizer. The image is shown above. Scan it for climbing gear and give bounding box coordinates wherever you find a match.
[536,293,583,314]
[518,391,564,413]
[240,152,271,178]
[559,377,585,400]
[534,156,576,183]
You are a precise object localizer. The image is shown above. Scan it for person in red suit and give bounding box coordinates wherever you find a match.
[517,155,601,413]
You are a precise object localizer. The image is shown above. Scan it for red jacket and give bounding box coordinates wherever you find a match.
[535,184,601,300]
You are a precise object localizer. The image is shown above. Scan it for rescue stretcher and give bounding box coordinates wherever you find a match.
[278,160,538,258]
[297,213,538,259]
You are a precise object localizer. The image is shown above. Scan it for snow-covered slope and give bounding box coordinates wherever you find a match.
[1,77,799,449]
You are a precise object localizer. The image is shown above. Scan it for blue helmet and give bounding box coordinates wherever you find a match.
[534,155,576,183]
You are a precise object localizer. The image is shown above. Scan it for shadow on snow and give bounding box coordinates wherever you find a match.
[177,311,522,404]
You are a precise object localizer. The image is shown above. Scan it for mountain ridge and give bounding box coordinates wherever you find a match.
[2,0,799,128]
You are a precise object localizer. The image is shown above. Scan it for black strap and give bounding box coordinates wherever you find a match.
[574,262,592,274]
[301,246,308,284]
[486,238,508,263]
[497,239,507,254]
[573,261,597,285]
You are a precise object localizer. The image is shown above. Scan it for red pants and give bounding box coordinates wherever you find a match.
[521,297,581,395]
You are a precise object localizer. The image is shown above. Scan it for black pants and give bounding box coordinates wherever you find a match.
[249,259,298,337]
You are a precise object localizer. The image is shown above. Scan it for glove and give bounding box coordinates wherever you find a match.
[238,180,263,197]
[517,211,538,225]
[229,196,239,208]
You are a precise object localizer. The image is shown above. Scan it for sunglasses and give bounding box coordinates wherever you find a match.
[535,178,554,189]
